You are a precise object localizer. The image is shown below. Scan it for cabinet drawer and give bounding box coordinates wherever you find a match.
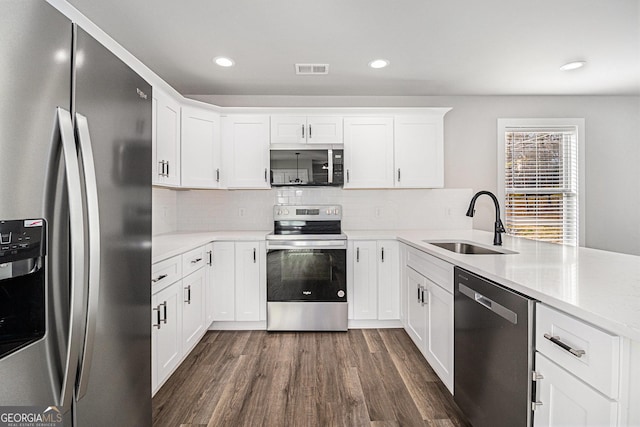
[152,255,182,293]
[406,247,453,293]
[182,245,207,276]
[536,304,620,399]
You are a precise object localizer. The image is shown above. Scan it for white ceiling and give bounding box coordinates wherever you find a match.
[67,0,640,96]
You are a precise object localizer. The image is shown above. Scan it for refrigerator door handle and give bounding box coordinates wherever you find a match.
[53,108,87,412]
[74,113,101,400]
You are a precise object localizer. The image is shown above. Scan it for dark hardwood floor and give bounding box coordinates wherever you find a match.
[152,329,470,427]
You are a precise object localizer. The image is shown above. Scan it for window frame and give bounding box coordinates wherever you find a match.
[497,118,586,246]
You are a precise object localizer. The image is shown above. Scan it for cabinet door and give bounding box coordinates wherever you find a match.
[406,267,427,354]
[343,117,394,188]
[352,241,378,320]
[394,115,444,188]
[182,268,206,354]
[425,279,454,392]
[307,116,343,144]
[533,353,618,427]
[181,106,221,188]
[270,115,306,144]
[377,240,399,320]
[153,280,182,389]
[153,89,181,186]
[235,242,261,321]
[212,241,236,321]
[204,244,214,326]
[222,115,270,188]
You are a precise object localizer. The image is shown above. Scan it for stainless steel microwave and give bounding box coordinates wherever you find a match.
[270,149,344,187]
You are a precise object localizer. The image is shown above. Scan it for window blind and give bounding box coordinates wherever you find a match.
[504,128,578,245]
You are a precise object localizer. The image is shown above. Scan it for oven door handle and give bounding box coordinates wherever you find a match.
[267,240,347,250]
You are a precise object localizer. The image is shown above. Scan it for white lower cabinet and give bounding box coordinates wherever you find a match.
[210,241,236,321]
[235,242,262,321]
[402,244,454,392]
[181,268,206,354]
[349,240,400,321]
[151,279,182,394]
[534,353,618,426]
[152,246,207,395]
[208,241,266,324]
[533,303,623,426]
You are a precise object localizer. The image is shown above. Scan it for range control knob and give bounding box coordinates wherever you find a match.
[276,210,282,215]
[283,209,289,215]
[337,290,345,298]
[334,208,340,215]
[326,209,331,215]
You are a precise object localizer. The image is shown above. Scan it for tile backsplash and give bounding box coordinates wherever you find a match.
[160,187,473,233]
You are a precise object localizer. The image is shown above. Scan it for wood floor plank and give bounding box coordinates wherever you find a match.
[153,329,469,427]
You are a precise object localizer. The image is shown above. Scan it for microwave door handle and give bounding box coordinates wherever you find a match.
[74,113,101,400]
[48,108,86,413]
[327,149,333,184]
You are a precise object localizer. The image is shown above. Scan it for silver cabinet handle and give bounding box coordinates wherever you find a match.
[166,160,170,176]
[265,168,268,182]
[75,113,102,400]
[309,124,312,138]
[421,287,428,306]
[253,248,257,263]
[398,168,401,182]
[302,124,305,139]
[185,286,191,304]
[381,247,385,262]
[216,168,220,182]
[346,169,350,183]
[153,306,161,329]
[207,250,213,266]
[191,257,203,264]
[49,107,86,412]
[152,274,168,283]
[160,301,167,324]
[417,285,421,302]
[543,333,586,358]
[356,247,360,262]
[158,161,164,176]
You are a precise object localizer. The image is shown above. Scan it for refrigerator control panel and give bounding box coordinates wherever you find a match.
[0,219,46,263]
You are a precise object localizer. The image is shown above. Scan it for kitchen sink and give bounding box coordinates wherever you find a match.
[423,240,518,255]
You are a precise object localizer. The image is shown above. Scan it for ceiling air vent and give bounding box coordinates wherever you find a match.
[295,63,329,75]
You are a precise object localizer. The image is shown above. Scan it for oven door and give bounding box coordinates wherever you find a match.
[267,241,346,302]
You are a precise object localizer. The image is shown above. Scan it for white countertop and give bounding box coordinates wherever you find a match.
[390,229,640,342]
[152,231,270,264]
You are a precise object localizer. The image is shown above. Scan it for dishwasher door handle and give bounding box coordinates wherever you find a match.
[459,283,518,324]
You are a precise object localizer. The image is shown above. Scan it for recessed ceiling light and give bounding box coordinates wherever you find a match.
[560,61,586,71]
[368,59,389,69]
[214,56,235,67]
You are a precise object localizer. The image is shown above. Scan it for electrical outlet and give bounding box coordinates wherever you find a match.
[238,207,247,217]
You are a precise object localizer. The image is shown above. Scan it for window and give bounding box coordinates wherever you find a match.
[497,119,585,246]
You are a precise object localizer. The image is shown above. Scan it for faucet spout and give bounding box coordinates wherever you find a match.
[466,191,505,246]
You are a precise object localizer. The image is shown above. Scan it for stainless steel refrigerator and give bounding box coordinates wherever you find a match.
[0,1,152,425]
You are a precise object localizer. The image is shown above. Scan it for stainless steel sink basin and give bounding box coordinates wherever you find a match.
[423,240,518,255]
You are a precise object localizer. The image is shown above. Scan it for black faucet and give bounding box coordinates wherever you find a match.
[466,191,506,246]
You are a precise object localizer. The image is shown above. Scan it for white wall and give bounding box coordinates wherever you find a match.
[152,188,177,235]
[175,188,472,232]
[189,94,640,256]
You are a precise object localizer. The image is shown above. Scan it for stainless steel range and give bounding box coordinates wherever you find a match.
[266,205,347,331]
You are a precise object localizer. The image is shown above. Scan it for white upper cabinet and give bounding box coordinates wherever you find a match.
[394,115,444,188]
[221,115,270,189]
[343,117,395,188]
[152,89,181,186]
[181,105,221,188]
[270,115,343,145]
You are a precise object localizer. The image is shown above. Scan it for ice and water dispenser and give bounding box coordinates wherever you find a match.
[0,219,46,359]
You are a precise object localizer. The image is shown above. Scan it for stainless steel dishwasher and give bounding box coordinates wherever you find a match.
[454,267,535,427]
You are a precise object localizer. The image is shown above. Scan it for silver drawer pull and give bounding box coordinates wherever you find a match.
[543,333,586,358]
[191,257,203,264]
[152,274,168,283]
